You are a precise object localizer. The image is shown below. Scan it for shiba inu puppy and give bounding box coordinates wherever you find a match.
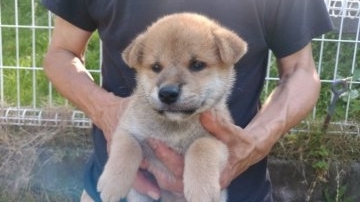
[97,12,247,202]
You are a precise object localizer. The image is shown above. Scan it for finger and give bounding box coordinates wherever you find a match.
[219,170,232,189]
[148,139,184,177]
[139,159,149,170]
[199,110,237,143]
[106,142,110,154]
[219,163,248,189]
[200,110,228,135]
[148,165,184,193]
[140,157,184,194]
[133,170,161,200]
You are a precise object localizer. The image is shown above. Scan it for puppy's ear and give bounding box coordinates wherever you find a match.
[213,29,247,65]
[122,33,146,68]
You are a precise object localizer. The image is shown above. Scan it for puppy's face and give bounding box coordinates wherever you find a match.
[122,13,247,121]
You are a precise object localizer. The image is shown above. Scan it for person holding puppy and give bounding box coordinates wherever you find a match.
[41,0,333,201]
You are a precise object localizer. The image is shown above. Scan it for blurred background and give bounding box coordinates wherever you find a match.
[0,0,359,201]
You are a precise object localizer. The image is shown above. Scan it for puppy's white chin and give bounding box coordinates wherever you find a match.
[163,111,194,121]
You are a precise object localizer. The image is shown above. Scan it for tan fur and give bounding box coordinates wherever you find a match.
[97,13,247,202]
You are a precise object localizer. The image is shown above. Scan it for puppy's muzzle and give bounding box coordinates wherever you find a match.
[158,84,180,104]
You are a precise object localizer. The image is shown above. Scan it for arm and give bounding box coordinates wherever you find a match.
[44,16,160,198]
[43,16,127,140]
[200,43,321,186]
[247,43,320,151]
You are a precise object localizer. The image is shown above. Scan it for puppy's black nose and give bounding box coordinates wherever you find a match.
[159,85,180,104]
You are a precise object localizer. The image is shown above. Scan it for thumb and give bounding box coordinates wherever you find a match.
[133,169,161,200]
[200,110,240,144]
[199,110,221,133]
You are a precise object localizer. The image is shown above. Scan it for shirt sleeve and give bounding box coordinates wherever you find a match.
[264,0,334,58]
[41,0,97,32]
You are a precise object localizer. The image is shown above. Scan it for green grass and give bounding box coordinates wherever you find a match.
[262,33,360,122]
[1,0,360,121]
[0,0,100,107]
[312,34,360,121]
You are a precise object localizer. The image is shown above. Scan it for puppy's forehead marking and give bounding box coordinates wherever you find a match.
[156,66,187,87]
[145,15,215,47]
[144,37,218,67]
[140,13,235,70]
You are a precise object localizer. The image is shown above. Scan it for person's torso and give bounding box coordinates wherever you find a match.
[87,0,270,127]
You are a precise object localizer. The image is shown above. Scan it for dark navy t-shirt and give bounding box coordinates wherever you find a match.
[41,0,333,201]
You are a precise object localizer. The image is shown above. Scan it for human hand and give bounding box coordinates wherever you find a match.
[199,110,271,188]
[92,95,131,149]
[133,109,272,199]
[131,168,161,200]
[129,139,185,200]
[142,139,185,195]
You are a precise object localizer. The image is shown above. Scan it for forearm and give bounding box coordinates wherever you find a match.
[199,44,321,186]
[43,49,120,131]
[246,44,320,153]
[43,17,129,141]
[246,68,320,151]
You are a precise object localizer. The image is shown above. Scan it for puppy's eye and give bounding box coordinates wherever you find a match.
[189,60,206,72]
[151,63,162,73]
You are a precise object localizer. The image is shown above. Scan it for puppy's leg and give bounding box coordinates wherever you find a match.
[184,137,228,202]
[97,128,142,202]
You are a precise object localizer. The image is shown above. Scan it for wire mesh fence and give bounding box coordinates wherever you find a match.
[0,0,359,134]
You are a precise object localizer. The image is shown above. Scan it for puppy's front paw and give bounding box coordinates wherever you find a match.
[97,168,133,202]
[184,182,221,202]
